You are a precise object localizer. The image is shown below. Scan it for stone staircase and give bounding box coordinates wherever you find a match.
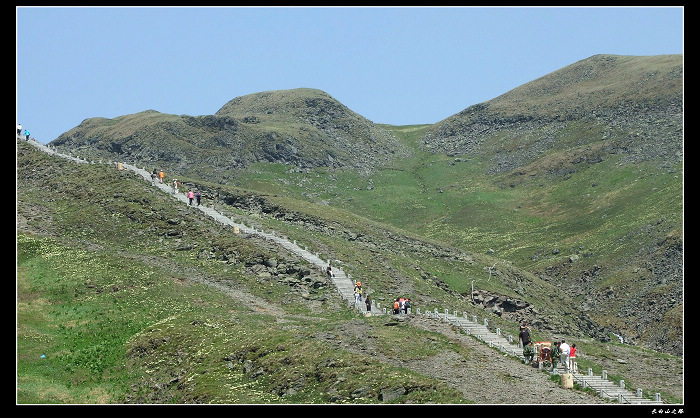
[566,367,663,404]
[121,158,384,315]
[429,308,664,405]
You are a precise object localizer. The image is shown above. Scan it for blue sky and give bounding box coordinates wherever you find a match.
[16,6,683,144]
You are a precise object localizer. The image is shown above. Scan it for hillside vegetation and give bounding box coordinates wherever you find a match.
[16,140,682,404]
[53,88,411,179]
[18,54,683,404]
[50,54,682,356]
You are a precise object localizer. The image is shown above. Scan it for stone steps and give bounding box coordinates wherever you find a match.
[435,309,664,405]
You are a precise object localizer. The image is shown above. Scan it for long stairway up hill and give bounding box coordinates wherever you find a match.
[19,136,377,314]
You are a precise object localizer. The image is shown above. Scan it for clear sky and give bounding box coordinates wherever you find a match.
[16,6,683,144]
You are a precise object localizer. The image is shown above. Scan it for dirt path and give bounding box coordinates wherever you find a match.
[331,315,609,404]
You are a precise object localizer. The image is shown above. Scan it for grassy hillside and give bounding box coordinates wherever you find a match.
[17,140,683,405]
[17,140,474,404]
[52,88,412,178]
[19,54,682,403]
[215,118,682,347]
[212,55,684,355]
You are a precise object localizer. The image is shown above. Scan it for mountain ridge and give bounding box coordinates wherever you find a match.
[43,54,683,357]
[53,87,412,177]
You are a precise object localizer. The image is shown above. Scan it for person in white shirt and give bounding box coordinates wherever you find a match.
[559,340,571,372]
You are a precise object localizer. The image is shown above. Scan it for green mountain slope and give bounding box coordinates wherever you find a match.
[42,54,683,357]
[17,140,683,404]
[52,88,412,179]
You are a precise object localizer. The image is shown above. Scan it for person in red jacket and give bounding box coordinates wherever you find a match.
[568,344,577,373]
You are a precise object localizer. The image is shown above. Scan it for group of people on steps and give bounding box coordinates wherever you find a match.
[325,263,374,315]
[150,169,201,206]
[519,322,577,373]
[16,124,202,209]
[17,123,31,141]
[327,263,419,316]
[140,157,573,375]
[392,297,411,315]
[355,281,374,314]
[148,164,578,376]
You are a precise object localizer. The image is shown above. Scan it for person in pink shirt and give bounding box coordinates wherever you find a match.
[187,190,194,206]
[568,344,577,373]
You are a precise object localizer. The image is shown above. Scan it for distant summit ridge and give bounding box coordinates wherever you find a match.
[54,87,411,178]
[422,54,682,173]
